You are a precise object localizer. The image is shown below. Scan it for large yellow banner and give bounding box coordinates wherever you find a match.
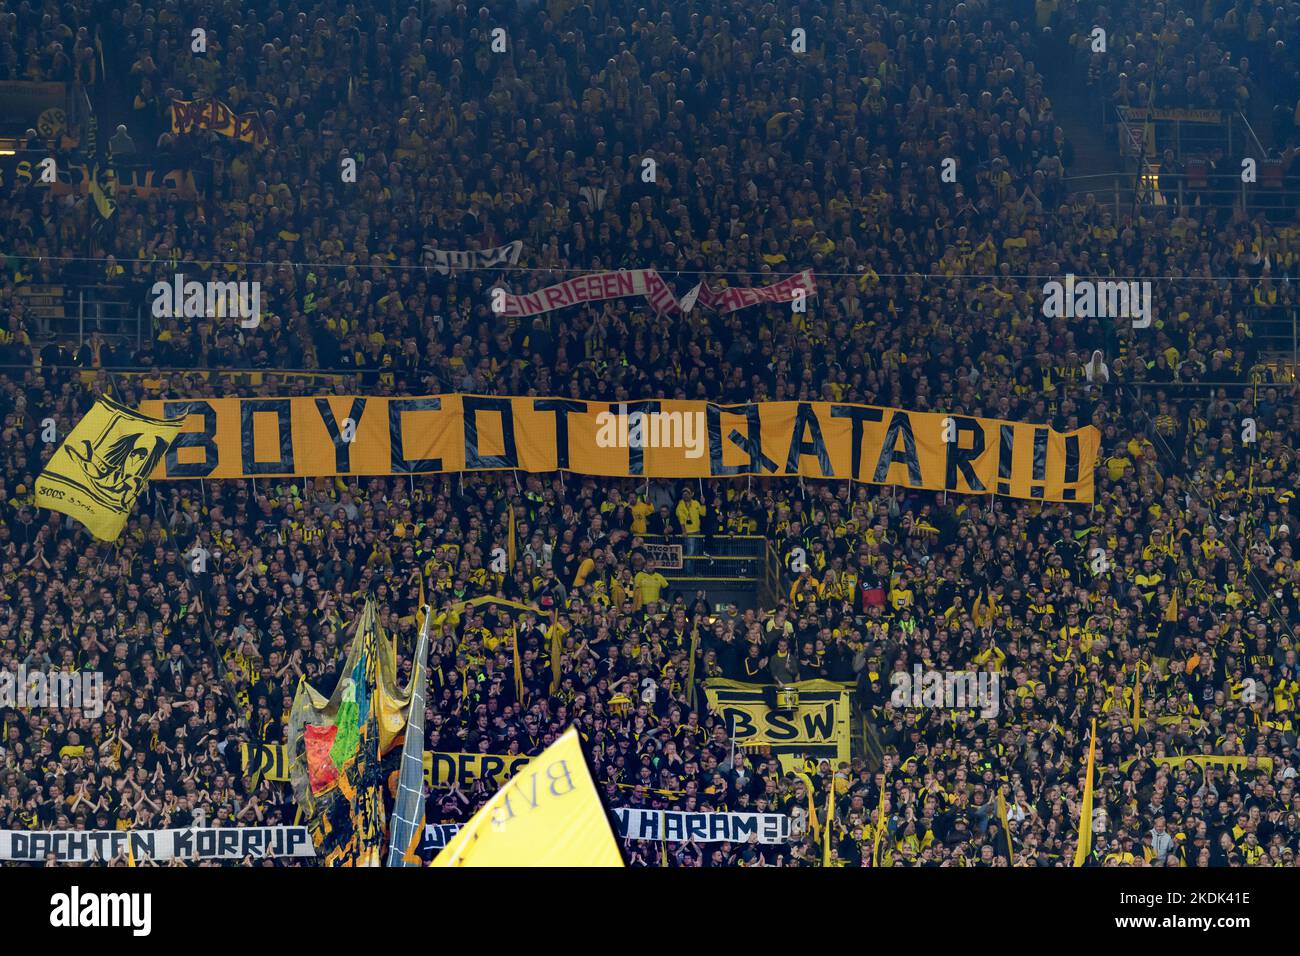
[701,679,853,773]
[1119,754,1273,774]
[139,395,1098,502]
[170,98,269,146]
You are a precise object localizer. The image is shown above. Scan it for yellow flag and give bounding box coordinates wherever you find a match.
[794,769,819,840]
[1074,717,1098,867]
[35,395,183,541]
[822,778,835,866]
[511,622,524,703]
[549,612,563,692]
[89,163,118,220]
[430,725,622,867]
[997,787,1013,864]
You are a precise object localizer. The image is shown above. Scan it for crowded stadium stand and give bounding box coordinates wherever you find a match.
[1,0,1299,882]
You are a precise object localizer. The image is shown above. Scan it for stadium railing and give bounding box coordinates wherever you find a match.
[1061,167,1300,220]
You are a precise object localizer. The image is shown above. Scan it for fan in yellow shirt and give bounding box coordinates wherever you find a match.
[630,495,654,534]
[633,563,669,607]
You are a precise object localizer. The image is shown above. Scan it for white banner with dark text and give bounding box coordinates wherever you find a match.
[423,240,523,275]
[494,268,681,317]
[492,269,817,319]
[613,808,791,844]
[697,269,816,314]
[0,826,315,862]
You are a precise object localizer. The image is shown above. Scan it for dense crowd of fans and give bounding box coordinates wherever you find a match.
[1067,0,1298,112]
[1,0,1299,866]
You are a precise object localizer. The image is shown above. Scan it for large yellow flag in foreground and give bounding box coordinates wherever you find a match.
[1073,717,1098,867]
[431,726,622,867]
[35,395,183,541]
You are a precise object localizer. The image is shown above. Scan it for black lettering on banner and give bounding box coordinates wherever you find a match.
[613,809,632,838]
[389,398,442,473]
[430,753,455,786]
[872,411,923,485]
[420,825,460,852]
[664,813,685,842]
[243,743,266,779]
[831,405,884,480]
[1062,433,1081,501]
[314,397,367,473]
[803,702,836,740]
[709,814,730,841]
[463,396,519,468]
[943,416,986,492]
[594,810,794,845]
[1031,427,1048,499]
[707,403,773,475]
[174,828,193,858]
[269,743,286,779]
[620,401,661,475]
[783,402,834,476]
[480,755,504,784]
[998,424,1015,495]
[532,399,586,469]
[1064,434,1080,480]
[640,812,659,840]
[218,829,238,858]
[163,400,218,477]
[765,711,799,741]
[724,707,754,740]
[240,399,294,474]
[457,754,475,784]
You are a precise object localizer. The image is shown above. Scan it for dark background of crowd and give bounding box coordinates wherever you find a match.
[1,0,1300,866]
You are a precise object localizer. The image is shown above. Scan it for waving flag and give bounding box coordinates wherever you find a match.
[35,395,183,541]
[430,726,621,867]
[287,600,413,867]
